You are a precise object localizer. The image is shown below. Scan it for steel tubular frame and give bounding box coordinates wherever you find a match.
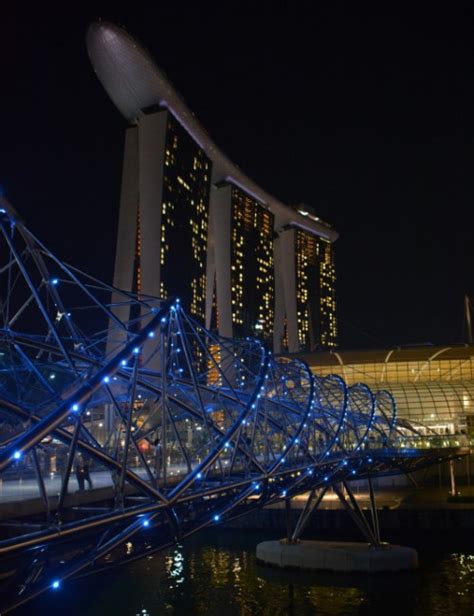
[0,202,466,612]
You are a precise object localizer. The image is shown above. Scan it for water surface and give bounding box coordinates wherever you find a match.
[15,530,474,615]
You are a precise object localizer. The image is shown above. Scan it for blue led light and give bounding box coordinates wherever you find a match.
[197,472,202,479]
[148,331,155,338]
[103,376,110,384]
[72,404,79,412]
[121,359,127,366]
[51,278,59,285]
[213,514,220,522]
[133,347,140,354]
[324,476,328,481]
[143,519,150,527]
[13,450,22,460]
[52,580,60,589]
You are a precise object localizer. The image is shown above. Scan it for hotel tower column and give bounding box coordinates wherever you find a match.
[274,227,299,353]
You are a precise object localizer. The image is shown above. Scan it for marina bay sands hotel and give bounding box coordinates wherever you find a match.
[87,22,338,352]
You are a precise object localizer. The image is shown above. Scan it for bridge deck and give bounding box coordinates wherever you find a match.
[0,447,467,522]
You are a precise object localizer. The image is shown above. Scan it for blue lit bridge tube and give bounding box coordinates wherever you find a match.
[0,202,464,613]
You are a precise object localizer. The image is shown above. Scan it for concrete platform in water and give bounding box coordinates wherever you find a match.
[256,540,418,573]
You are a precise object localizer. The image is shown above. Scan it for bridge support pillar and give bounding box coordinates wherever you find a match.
[290,486,328,543]
[333,481,378,545]
[367,474,381,546]
[256,540,418,572]
[257,479,418,573]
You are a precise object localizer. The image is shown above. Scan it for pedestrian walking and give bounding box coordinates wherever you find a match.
[74,453,86,491]
[83,456,93,489]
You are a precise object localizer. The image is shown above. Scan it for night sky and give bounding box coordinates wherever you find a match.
[1,3,473,349]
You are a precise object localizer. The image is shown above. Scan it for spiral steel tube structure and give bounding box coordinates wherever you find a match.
[0,201,463,612]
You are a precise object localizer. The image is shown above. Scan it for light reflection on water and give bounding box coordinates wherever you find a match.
[414,552,474,616]
[14,532,474,616]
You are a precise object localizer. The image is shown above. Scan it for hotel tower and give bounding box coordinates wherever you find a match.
[86,22,338,352]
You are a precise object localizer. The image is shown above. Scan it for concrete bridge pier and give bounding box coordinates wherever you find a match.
[257,478,418,573]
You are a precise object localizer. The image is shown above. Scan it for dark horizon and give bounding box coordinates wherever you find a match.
[1,3,473,350]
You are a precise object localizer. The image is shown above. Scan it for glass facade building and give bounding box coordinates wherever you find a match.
[298,345,474,434]
[230,187,274,342]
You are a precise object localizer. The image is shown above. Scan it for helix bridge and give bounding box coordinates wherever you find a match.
[0,200,465,612]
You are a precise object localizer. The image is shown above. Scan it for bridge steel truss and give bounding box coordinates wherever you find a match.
[0,202,464,612]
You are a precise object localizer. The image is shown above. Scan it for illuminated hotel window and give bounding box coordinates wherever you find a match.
[159,117,211,323]
[230,186,274,343]
[294,229,337,350]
